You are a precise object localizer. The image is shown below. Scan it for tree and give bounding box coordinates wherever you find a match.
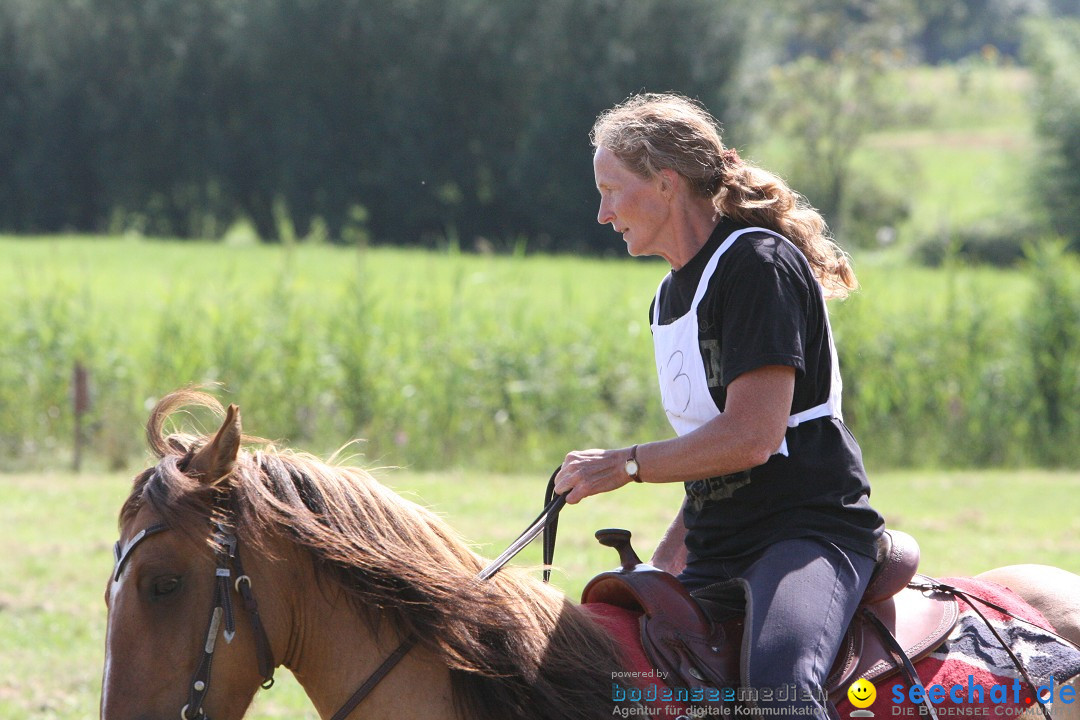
[749,0,920,247]
[913,0,1047,63]
[1025,19,1080,250]
[0,0,754,248]
[497,0,748,253]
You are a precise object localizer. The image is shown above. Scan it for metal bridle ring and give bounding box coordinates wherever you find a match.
[235,574,251,593]
[181,703,206,720]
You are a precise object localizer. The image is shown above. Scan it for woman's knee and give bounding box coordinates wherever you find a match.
[743,644,822,694]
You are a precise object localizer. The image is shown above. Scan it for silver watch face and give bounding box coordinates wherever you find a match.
[625,459,639,476]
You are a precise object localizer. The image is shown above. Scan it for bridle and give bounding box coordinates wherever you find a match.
[110,468,566,720]
[112,521,276,720]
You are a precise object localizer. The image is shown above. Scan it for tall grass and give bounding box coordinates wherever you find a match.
[0,237,668,472]
[837,242,1079,467]
[1,236,1077,473]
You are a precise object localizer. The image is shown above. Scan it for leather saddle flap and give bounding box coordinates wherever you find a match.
[583,564,740,689]
[826,574,960,698]
[583,563,710,628]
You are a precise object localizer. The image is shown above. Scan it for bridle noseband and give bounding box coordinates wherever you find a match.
[112,521,276,720]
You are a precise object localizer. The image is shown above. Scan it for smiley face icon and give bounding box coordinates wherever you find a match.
[847,678,877,709]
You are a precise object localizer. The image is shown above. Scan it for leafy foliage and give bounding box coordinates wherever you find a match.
[1022,241,1080,463]
[2,1,1079,252]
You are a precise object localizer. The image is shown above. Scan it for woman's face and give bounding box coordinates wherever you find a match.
[593,146,672,259]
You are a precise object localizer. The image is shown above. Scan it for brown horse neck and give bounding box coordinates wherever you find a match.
[262,543,461,720]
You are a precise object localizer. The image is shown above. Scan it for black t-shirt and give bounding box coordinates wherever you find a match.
[650,218,883,562]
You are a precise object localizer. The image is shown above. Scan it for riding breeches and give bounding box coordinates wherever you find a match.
[679,537,877,720]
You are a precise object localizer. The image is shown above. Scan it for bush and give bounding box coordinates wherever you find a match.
[1022,240,1080,464]
[837,174,912,250]
[914,217,1048,267]
[1025,19,1080,250]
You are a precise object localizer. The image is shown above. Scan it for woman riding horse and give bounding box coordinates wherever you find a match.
[553,92,884,720]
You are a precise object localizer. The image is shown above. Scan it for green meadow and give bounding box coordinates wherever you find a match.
[867,65,1037,239]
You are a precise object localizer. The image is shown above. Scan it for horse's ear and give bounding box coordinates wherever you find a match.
[186,404,242,484]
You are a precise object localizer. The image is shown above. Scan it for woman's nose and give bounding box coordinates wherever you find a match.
[597,200,613,226]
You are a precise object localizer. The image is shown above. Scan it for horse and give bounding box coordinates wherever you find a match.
[977,564,1080,648]
[102,390,1080,720]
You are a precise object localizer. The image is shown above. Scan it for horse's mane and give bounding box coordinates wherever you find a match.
[120,390,625,720]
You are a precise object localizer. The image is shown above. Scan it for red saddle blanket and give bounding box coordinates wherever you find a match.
[581,602,692,716]
[584,576,1080,718]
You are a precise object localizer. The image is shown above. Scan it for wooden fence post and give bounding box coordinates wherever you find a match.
[73,362,89,472]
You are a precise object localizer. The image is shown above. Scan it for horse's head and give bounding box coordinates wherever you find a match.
[102,390,629,720]
[102,397,277,720]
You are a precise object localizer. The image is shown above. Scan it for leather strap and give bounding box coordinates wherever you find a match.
[232,546,276,687]
[183,559,230,719]
[173,527,276,720]
[329,637,417,720]
[861,608,939,720]
[476,466,564,582]
[113,523,167,581]
[914,578,1080,652]
[625,445,642,483]
[542,466,562,582]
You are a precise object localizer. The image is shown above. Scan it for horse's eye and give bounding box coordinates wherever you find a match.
[151,575,182,598]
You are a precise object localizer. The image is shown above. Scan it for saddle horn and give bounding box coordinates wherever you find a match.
[595,528,644,572]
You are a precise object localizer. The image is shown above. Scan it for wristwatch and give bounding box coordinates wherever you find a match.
[624,445,642,483]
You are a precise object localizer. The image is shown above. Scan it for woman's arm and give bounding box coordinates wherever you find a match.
[553,364,795,503]
[650,500,689,574]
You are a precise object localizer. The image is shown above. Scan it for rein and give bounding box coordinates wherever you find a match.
[330,466,565,719]
[112,467,566,720]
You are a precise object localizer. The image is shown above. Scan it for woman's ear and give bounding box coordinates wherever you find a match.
[657,168,680,198]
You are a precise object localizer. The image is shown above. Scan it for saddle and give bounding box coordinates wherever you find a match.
[580,528,959,704]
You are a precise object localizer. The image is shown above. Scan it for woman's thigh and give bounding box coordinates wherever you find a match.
[738,538,875,693]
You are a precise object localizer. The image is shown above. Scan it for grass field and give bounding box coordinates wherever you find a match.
[865,64,1037,240]
[1,466,1077,719]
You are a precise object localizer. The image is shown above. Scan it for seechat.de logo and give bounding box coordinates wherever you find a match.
[847,678,877,717]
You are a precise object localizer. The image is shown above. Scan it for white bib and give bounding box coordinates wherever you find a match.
[651,227,843,456]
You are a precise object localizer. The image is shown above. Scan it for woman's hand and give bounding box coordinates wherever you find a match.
[554,367,795,504]
[553,447,635,504]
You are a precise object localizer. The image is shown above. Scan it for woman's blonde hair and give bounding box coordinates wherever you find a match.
[590,93,857,298]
